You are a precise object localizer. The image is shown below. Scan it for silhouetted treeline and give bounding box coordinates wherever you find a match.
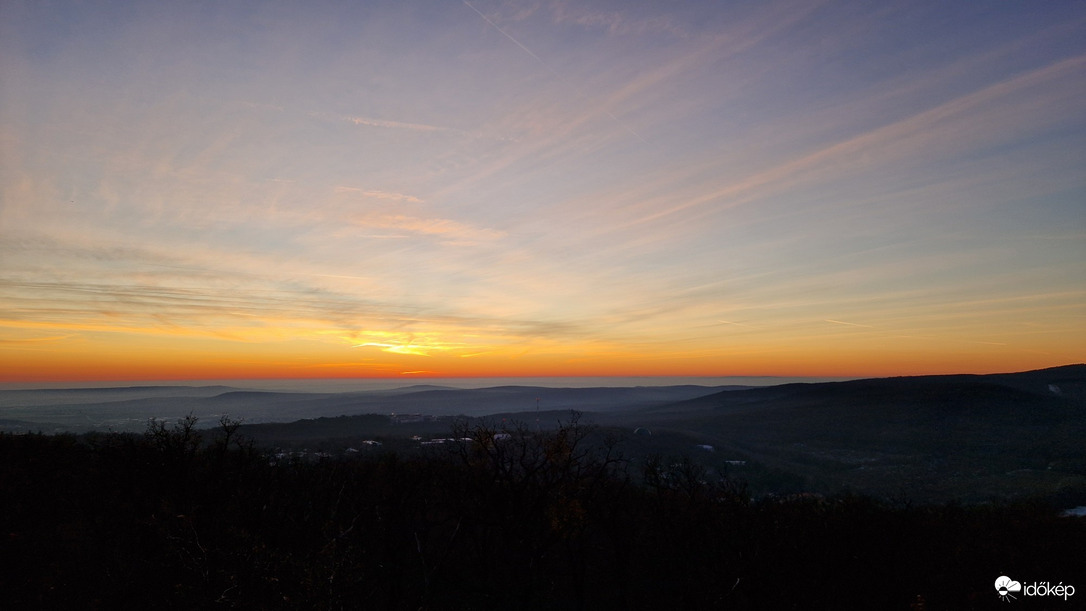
[2,415,1083,610]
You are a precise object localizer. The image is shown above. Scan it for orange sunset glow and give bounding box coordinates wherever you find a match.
[2,1,1084,383]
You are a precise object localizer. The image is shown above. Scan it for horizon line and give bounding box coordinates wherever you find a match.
[2,364,1081,389]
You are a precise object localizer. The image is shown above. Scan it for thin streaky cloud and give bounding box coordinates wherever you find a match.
[352,213,506,241]
[463,0,647,143]
[305,110,459,135]
[346,115,451,133]
[824,319,875,328]
[0,335,76,344]
[892,334,1009,347]
[317,109,517,144]
[429,5,824,204]
[735,18,1086,163]
[625,53,1086,227]
[315,274,373,282]
[334,187,424,204]
[547,2,689,38]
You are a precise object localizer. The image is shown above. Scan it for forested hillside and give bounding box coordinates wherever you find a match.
[3,415,1083,609]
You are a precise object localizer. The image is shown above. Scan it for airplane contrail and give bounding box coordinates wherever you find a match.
[462,1,647,143]
[463,1,549,69]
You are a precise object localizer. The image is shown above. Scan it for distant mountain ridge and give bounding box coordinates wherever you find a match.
[597,364,1086,502]
[646,364,1085,412]
[0,382,734,433]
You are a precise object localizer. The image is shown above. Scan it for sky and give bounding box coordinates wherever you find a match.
[1,0,1084,382]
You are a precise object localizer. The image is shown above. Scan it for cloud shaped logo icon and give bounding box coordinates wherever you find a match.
[995,576,1022,601]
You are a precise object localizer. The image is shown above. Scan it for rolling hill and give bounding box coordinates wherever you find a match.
[231,365,1086,503]
[595,365,1086,502]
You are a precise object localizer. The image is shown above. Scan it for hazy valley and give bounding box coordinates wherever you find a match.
[5,365,1084,505]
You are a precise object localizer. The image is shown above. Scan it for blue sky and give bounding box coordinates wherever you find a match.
[1,0,1083,380]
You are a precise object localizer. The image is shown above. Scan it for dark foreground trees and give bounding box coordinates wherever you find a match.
[2,415,1084,610]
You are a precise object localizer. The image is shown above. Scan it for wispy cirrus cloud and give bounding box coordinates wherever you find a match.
[0,230,596,350]
[351,213,506,243]
[431,0,831,209]
[824,319,875,329]
[333,186,424,204]
[341,114,457,134]
[308,110,515,143]
[623,52,1086,228]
